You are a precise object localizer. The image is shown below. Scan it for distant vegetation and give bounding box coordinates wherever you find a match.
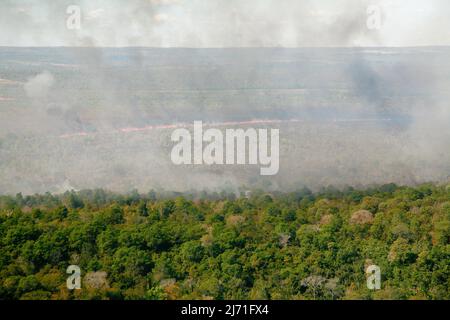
[0,184,449,300]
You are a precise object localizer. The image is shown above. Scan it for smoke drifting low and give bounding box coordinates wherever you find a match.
[0,1,449,194]
[0,46,449,195]
[24,71,54,100]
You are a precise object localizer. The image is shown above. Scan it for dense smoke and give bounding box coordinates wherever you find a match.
[24,71,55,100]
[0,2,449,194]
[0,0,449,47]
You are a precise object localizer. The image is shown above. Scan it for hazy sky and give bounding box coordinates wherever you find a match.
[0,0,449,47]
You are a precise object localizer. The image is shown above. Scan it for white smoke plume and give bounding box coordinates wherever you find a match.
[24,71,54,100]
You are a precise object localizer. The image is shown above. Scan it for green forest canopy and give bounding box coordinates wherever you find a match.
[0,184,449,300]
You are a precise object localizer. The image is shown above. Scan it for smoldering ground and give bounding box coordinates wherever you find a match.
[1,47,450,194]
[0,1,449,194]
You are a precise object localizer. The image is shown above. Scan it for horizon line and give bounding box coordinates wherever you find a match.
[1,45,450,49]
